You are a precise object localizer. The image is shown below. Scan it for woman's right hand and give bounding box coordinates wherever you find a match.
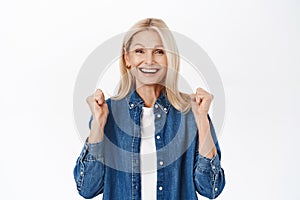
[86,89,109,143]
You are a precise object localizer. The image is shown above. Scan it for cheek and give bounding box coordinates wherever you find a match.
[159,56,168,66]
[161,67,168,75]
[130,57,143,66]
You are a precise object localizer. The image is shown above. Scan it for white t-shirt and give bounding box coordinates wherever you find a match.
[140,106,157,200]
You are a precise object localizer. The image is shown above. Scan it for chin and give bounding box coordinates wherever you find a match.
[138,80,165,87]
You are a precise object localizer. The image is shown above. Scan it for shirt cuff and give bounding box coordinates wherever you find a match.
[195,151,221,174]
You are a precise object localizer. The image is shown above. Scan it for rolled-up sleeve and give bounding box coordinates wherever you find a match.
[194,151,225,199]
[73,138,105,199]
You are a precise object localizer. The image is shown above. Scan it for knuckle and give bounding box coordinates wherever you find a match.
[96,88,103,94]
[86,96,92,102]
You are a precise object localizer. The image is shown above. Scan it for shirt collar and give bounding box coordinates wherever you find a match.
[126,88,171,112]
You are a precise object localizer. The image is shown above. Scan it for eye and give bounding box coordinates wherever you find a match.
[154,49,165,55]
[135,49,144,54]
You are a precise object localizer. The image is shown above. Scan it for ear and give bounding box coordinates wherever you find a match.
[124,47,130,66]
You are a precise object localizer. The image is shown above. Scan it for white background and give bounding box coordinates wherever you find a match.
[0,0,299,199]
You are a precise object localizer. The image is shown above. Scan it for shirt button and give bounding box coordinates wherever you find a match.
[159,161,164,166]
[163,107,167,112]
[214,187,218,192]
[130,103,134,108]
[157,114,161,118]
[155,104,159,108]
[80,171,84,175]
[156,135,160,139]
[159,186,163,191]
[212,165,216,170]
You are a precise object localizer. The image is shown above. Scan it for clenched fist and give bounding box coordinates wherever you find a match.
[86,89,109,143]
[190,87,214,122]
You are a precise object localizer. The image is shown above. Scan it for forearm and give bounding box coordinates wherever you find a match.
[197,114,217,159]
[88,119,105,143]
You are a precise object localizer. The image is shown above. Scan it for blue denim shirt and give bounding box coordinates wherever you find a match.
[74,89,225,199]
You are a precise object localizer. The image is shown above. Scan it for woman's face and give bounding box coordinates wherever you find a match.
[125,30,168,88]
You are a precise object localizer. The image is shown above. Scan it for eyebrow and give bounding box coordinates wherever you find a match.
[132,43,164,48]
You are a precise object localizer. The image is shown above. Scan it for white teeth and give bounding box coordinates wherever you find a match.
[140,68,158,73]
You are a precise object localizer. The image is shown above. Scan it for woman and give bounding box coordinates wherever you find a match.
[74,18,225,199]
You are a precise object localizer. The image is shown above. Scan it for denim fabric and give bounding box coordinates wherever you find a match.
[74,89,225,199]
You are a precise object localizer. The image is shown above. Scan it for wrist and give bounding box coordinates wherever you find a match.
[89,120,105,143]
[91,119,105,130]
[196,114,209,128]
[198,113,208,119]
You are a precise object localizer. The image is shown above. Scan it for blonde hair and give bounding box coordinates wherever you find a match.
[111,18,191,113]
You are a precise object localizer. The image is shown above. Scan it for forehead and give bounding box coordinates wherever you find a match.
[130,30,164,48]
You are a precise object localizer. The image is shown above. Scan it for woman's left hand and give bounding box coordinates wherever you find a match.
[190,87,214,118]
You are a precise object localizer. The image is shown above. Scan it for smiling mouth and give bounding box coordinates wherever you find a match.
[139,68,160,74]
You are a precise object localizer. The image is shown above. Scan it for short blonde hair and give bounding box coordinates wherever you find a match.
[112,18,191,113]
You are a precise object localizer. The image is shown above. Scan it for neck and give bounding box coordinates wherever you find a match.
[136,85,163,108]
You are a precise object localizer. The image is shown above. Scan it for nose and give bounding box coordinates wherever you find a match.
[145,50,154,65]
